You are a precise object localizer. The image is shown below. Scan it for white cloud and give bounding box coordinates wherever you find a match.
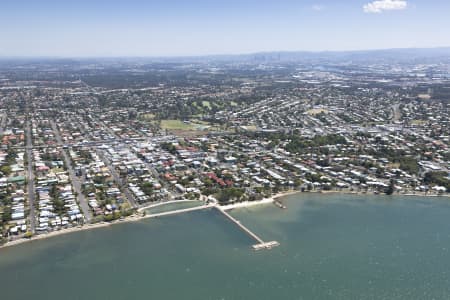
[312,5,325,11]
[363,0,408,13]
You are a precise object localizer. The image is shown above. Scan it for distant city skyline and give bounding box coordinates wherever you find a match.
[1,0,449,57]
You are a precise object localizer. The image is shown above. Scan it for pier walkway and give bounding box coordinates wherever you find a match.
[215,206,279,250]
[144,204,279,251]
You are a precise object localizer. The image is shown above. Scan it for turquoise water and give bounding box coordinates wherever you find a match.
[1,194,450,299]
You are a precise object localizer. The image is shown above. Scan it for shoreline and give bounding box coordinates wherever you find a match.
[1,189,448,250]
[0,193,290,250]
[0,214,146,250]
[0,200,208,250]
[220,190,301,211]
[309,189,450,199]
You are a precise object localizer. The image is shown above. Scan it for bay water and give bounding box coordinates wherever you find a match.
[1,193,450,300]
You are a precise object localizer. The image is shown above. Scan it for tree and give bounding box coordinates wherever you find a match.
[216,188,245,203]
[203,178,214,187]
[293,178,303,188]
[49,184,59,199]
[2,206,12,223]
[141,182,153,196]
[161,142,177,154]
[0,165,12,176]
[399,157,419,175]
[423,171,450,192]
[385,179,395,195]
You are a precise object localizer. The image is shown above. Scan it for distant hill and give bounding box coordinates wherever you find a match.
[193,47,450,63]
[1,47,450,65]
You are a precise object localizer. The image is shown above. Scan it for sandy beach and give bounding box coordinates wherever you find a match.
[0,214,145,250]
[220,198,274,210]
[2,189,448,250]
[220,190,301,210]
[0,191,294,250]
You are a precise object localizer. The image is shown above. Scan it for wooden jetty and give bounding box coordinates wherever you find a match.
[273,199,287,209]
[215,206,279,251]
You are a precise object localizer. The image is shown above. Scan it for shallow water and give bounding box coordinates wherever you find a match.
[1,193,450,300]
[145,200,204,214]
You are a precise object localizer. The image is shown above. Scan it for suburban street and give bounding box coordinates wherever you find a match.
[50,120,92,223]
[95,148,138,208]
[25,119,36,233]
[71,116,140,208]
[0,112,6,135]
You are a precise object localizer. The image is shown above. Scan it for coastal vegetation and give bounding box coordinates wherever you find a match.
[424,172,450,192]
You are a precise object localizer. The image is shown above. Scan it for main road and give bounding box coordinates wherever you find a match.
[68,115,139,209]
[95,148,138,208]
[95,118,174,200]
[50,120,92,223]
[0,111,7,135]
[392,103,402,122]
[25,120,36,233]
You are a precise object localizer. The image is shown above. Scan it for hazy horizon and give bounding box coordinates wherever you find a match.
[1,46,450,60]
[1,0,450,57]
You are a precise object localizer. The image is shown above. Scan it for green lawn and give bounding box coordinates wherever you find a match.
[159,119,222,131]
[241,125,257,131]
[202,101,211,109]
[160,120,196,130]
[139,113,156,120]
[191,119,209,125]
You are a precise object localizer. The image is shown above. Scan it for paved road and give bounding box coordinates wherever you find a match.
[68,116,139,208]
[0,112,7,135]
[50,120,92,223]
[0,111,8,136]
[131,148,173,200]
[95,149,138,208]
[95,118,175,200]
[392,103,402,122]
[25,120,36,233]
[10,138,142,150]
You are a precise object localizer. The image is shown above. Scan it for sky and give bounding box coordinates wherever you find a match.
[0,0,449,57]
